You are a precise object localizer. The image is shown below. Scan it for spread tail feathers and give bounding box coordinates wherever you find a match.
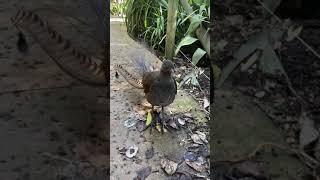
[131,50,152,76]
[114,64,144,89]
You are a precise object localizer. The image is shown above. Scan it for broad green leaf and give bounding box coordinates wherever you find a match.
[192,48,206,65]
[233,30,269,60]
[178,70,200,89]
[199,4,206,15]
[180,10,197,24]
[175,36,198,55]
[193,0,204,6]
[146,110,152,126]
[160,0,168,8]
[178,72,193,89]
[260,42,285,75]
[216,30,269,89]
[185,14,204,35]
[191,73,200,87]
[144,4,150,27]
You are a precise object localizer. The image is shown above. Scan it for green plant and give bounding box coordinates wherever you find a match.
[111,1,126,16]
[125,0,209,56]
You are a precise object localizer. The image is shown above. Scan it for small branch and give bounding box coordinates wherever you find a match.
[217,142,319,169]
[256,0,320,60]
[42,152,74,164]
[0,84,83,95]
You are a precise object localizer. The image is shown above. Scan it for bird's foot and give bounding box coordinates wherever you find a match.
[142,110,170,134]
[156,112,172,134]
[141,110,157,133]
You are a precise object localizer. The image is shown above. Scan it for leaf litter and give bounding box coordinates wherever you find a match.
[212,0,320,178]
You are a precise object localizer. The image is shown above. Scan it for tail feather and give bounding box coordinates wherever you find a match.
[11,8,106,86]
[114,64,144,89]
[131,50,152,76]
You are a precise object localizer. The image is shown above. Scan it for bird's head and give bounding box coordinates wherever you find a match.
[160,60,175,76]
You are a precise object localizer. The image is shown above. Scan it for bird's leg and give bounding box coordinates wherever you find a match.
[161,107,173,133]
[150,105,155,134]
[160,106,165,134]
[150,107,157,134]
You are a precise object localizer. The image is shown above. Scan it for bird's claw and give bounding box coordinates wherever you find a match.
[142,110,168,134]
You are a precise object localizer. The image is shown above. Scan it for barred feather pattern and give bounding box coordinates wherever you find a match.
[11,8,106,86]
[113,64,144,89]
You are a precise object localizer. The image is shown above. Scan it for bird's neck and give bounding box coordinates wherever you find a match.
[160,69,172,77]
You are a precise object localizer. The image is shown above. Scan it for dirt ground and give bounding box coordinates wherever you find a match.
[0,0,108,179]
[110,20,209,179]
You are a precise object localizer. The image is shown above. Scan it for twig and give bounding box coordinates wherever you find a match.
[220,142,319,169]
[0,84,83,95]
[42,152,74,164]
[256,0,320,59]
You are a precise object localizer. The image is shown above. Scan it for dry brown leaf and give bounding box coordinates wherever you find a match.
[299,112,319,148]
[161,158,178,175]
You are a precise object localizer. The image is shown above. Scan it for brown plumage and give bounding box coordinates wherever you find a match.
[142,60,177,108]
[11,8,106,85]
[114,59,177,132]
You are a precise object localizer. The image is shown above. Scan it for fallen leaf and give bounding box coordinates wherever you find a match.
[146,110,152,126]
[145,147,154,159]
[134,166,152,180]
[177,118,186,126]
[126,145,138,158]
[299,112,319,148]
[172,172,192,180]
[255,91,266,98]
[215,39,228,51]
[185,156,206,172]
[136,120,146,132]
[156,123,162,132]
[203,97,209,109]
[191,134,203,144]
[169,119,179,129]
[225,15,243,26]
[184,113,192,118]
[118,147,127,154]
[124,115,138,128]
[195,131,208,144]
[161,158,178,175]
[232,161,266,179]
[112,86,120,91]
